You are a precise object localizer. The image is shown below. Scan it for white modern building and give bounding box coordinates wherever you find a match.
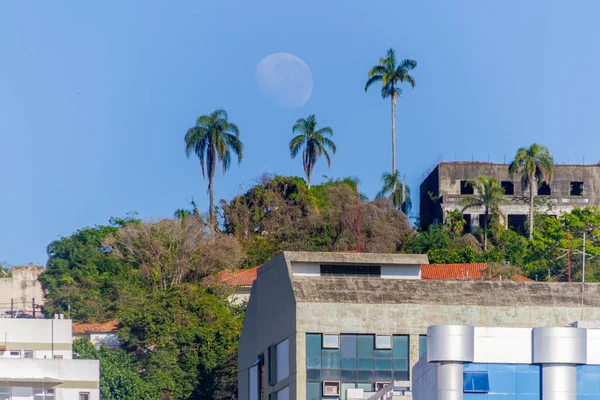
[0,317,100,400]
[413,323,600,400]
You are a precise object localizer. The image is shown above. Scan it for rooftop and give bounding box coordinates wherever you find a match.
[421,263,533,282]
[72,320,119,335]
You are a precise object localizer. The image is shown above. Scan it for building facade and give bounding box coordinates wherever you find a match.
[0,266,45,318]
[419,162,600,232]
[413,323,600,400]
[238,251,600,400]
[0,317,100,400]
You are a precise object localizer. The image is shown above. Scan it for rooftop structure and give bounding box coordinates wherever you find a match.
[72,320,120,350]
[0,265,45,319]
[0,317,100,399]
[238,251,600,400]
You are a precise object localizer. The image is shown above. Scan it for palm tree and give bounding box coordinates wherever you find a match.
[184,109,243,225]
[289,114,336,189]
[459,176,505,251]
[365,48,417,178]
[376,170,411,214]
[508,144,554,240]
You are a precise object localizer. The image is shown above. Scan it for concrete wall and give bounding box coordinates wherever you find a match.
[412,357,437,400]
[0,319,72,358]
[0,266,44,315]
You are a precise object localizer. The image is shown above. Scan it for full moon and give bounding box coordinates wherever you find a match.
[256,53,313,108]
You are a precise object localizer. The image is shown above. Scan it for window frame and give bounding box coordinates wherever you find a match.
[78,393,90,400]
[463,371,490,393]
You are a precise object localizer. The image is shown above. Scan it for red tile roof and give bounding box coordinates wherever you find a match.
[72,320,119,335]
[421,263,533,282]
[202,266,259,287]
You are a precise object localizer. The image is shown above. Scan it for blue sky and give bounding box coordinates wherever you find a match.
[1,1,600,265]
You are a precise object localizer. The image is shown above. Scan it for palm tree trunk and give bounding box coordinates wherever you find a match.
[529,178,534,240]
[307,174,311,190]
[483,209,488,251]
[391,96,396,190]
[208,178,215,227]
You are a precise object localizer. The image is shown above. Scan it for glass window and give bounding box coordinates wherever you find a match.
[321,349,340,358]
[341,335,357,358]
[463,372,490,393]
[393,336,408,359]
[393,371,409,381]
[341,383,356,400]
[419,335,427,359]
[306,369,320,380]
[358,359,373,370]
[341,370,356,381]
[323,334,339,348]
[79,394,90,400]
[393,359,408,370]
[23,350,34,358]
[321,357,340,369]
[306,334,321,357]
[306,357,321,369]
[375,370,392,380]
[341,358,356,369]
[358,370,374,381]
[322,369,340,380]
[376,335,392,349]
[357,335,374,358]
[0,387,9,400]
[9,351,19,357]
[306,382,321,400]
[374,350,392,359]
[374,359,392,370]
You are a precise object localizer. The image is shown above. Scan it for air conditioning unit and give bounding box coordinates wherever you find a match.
[375,381,392,391]
[322,381,340,397]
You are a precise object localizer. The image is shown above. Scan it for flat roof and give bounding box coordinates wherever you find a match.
[282,251,428,265]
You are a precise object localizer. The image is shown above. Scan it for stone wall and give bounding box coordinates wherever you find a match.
[0,266,45,316]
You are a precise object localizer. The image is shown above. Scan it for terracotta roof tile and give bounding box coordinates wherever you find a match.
[72,320,119,335]
[421,263,533,282]
[202,266,259,287]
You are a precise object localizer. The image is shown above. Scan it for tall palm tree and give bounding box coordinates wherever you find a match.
[289,114,336,189]
[459,176,505,251]
[508,144,554,240]
[376,170,411,214]
[365,48,417,178]
[184,109,243,225]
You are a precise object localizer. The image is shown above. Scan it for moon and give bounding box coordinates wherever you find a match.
[256,53,313,108]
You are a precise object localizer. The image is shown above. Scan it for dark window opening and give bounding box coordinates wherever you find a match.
[538,182,551,195]
[478,214,489,228]
[501,181,514,195]
[463,372,490,393]
[320,265,381,277]
[508,215,527,234]
[460,181,474,195]
[571,181,584,196]
[463,214,472,234]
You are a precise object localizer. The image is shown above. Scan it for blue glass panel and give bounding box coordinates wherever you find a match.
[357,383,374,391]
[341,335,357,359]
[393,370,409,381]
[489,371,516,394]
[306,334,321,357]
[358,359,373,370]
[488,364,517,372]
[306,358,321,369]
[341,358,356,369]
[374,359,392,370]
[322,349,340,358]
[517,365,539,373]
[393,336,409,358]
[465,363,489,372]
[419,335,427,359]
[464,394,488,400]
[341,383,356,400]
[375,370,392,380]
[577,365,600,395]
[357,335,374,358]
[516,371,540,394]
[322,369,341,380]
[516,395,540,400]
[464,372,490,393]
[374,349,392,359]
[306,369,320,380]
[341,370,356,381]
[322,358,340,369]
[393,359,408,371]
[306,382,321,400]
[358,370,373,381]
[487,394,516,400]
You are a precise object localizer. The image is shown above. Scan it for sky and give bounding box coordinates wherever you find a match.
[1,0,600,265]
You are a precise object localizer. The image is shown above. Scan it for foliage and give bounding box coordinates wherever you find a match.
[289,114,336,189]
[365,48,417,104]
[445,210,465,235]
[185,109,243,222]
[376,170,411,214]
[74,339,157,400]
[117,284,242,400]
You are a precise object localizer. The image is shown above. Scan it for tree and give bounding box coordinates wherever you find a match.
[365,48,417,178]
[459,176,505,251]
[508,144,554,239]
[376,170,411,214]
[289,114,336,189]
[185,109,243,225]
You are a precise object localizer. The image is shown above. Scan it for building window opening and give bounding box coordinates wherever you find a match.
[463,214,472,234]
[463,372,490,393]
[418,335,427,359]
[571,181,584,196]
[508,215,527,234]
[538,182,551,195]
[320,265,381,277]
[460,181,474,195]
[501,181,514,195]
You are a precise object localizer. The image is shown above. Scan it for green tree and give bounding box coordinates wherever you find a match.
[185,109,243,224]
[459,176,505,251]
[508,143,554,240]
[376,170,411,214]
[365,48,417,177]
[289,115,336,189]
[445,210,466,236]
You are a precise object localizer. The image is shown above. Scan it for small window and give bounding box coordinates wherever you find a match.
[538,182,551,195]
[322,381,340,397]
[460,181,474,195]
[375,335,392,349]
[23,350,33,359]
[53,355,63,359]
[571,181,584,196]
[9,351,20,357]
[463,372,490,393]
[501,181,514,195]
[79,393,90,400]
[323,334,339,349]
[375,382,392,391]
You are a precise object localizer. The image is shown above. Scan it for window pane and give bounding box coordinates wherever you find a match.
[322,369,341,380]
[376,335,392,349]
[375,370,392,380]
[393,359,408,371]
[357,335,374,358]
[341,383,356,400]
[341,335,357,358]
[79,394,90,400]
[321,349,340,358]
[341,370,356,381]
[393,336,409,359]
[393,371,409,381]
[374,359,392,370]
[306,334,321,357]
[323,334,339,348]
[322,358,340,369]
[374,350,392,359]
[341,359,356,369]
[306,369,320,380]
[419,335,427,359]
[463,372,490,393]
[358,359,373,370]
[306,357,321,369]
[357,383,374,392]
[306,382,321,400]
[358,371,373,381]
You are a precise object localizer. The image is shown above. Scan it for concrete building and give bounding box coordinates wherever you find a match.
[0,266,45,318]
[413,323,600,400]
[0,317,100,400]
[238,251,600,400]
[420,162,600,232]
[72,320,120,350]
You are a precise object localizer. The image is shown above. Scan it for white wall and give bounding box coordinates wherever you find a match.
[0,266,45,315]
[588,328,600,364]
[473,327,532,364]
[0,319,72,348]
[381,265,421,280]
[290,262,320,277]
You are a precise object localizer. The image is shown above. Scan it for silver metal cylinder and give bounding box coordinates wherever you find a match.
[437,362,463,400]
[542,364,577,400]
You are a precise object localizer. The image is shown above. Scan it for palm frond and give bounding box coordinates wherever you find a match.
[365,75,383,92]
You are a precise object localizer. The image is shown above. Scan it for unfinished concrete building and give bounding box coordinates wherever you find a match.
[419,162,600,232]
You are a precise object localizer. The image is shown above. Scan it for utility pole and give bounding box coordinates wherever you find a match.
[583,232,586,284]
[567,232,571,282]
